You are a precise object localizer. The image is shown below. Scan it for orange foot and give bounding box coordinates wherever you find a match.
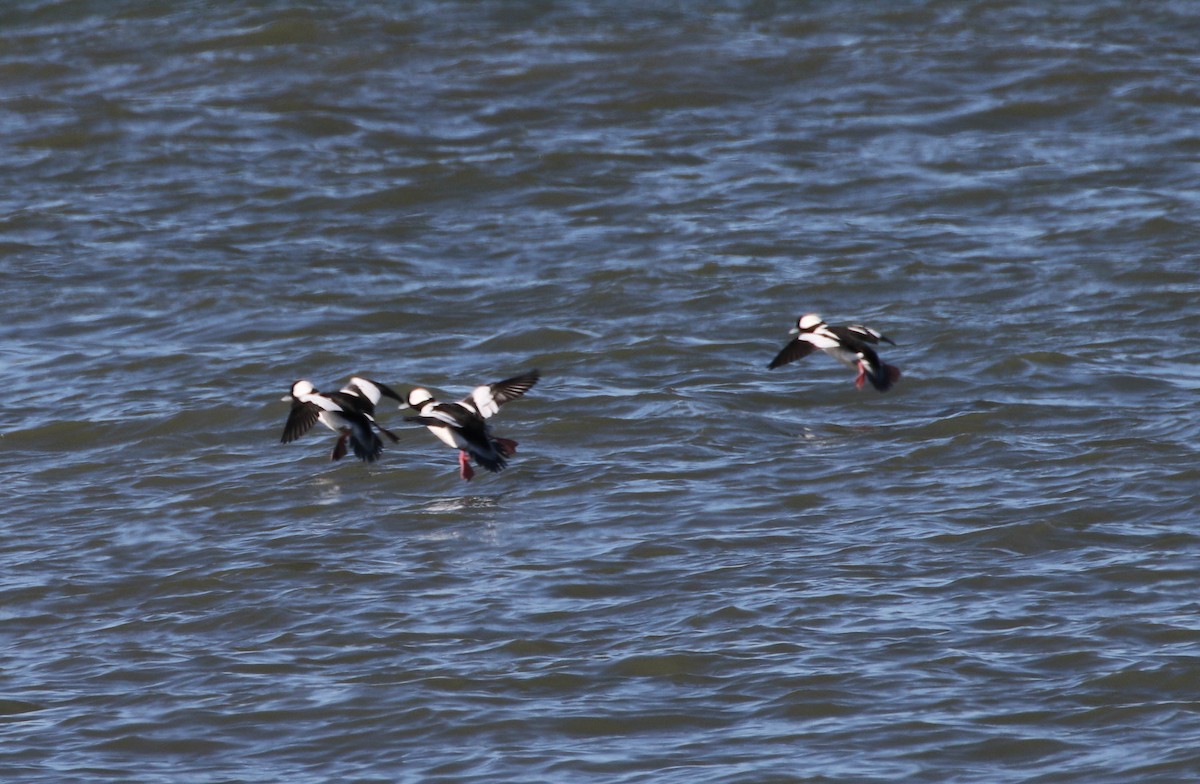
[458,450,475,481]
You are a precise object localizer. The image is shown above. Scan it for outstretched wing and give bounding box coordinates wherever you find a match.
[840,324,895,346]
[767,338,816,370]
[405,402,485,432]
[281,400,321,443]
[328,390,372,417]
[463,369,540,418]
[346,377,404,409]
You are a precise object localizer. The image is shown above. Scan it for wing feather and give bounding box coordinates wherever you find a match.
[840,324,895,346]
[464,369,540,418]
[281,401,321,443]
[767,338,816,370]
[346,377,404,408]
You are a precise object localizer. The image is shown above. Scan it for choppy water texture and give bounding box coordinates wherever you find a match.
[3,2,1199,782]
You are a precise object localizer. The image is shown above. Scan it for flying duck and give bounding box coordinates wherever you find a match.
[768,314,901,392]
[405,369,540,480]
[280,377,403,462]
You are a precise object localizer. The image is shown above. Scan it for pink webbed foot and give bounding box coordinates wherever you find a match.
[854,364,867,390]
[331,432,349,461]
[458,450,475,481]
[494,437,519,457]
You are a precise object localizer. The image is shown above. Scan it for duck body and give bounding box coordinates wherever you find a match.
[405,369,539,480]
[281,378,399,462]
[768,313,901,392]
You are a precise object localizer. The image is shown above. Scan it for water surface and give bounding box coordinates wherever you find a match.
[2,2,1199,782]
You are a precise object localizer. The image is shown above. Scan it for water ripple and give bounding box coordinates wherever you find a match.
[2,2,1200,782]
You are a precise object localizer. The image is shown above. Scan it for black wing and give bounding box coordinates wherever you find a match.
[405,415,451,428]
[464,369,540,418]
[369,379,405,404]
[406,402,488,436]
[837,324,895,346]
[281,400,321,443]
[328,390,373,416]
[348,377,405,407]
[490,369,540,405]
[767,338,816,370]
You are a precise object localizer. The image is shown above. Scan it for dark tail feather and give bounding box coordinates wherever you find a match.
[868,363,902,392]
[470,444,508,473]
[373,419,401,443]
[350,432,383,462]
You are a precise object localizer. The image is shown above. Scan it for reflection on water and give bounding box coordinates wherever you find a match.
[422,495,504,514]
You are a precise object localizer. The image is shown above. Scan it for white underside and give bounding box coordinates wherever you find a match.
[428,425,467,450]
[803,333,864,369]
[318,410,352,433]
[821,345,864,369]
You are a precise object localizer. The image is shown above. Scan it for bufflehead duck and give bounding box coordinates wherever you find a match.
[281,377,402,462]
[768,313,901,392]
[405,369,540,480]
[335,377,404,441]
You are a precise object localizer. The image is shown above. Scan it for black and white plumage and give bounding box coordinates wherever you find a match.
[405,369,540,480]
[768,313,901,392]
[281,377,403,462]
[335,377,404,431]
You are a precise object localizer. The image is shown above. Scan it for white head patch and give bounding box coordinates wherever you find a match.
[407,388,434,409]
[798,313,824,331]
[291,380,316,398]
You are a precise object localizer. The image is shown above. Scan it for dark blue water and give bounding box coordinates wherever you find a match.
[2,2,1199,782]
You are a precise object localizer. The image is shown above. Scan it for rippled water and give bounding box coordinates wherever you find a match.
[3,2,1199,782]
